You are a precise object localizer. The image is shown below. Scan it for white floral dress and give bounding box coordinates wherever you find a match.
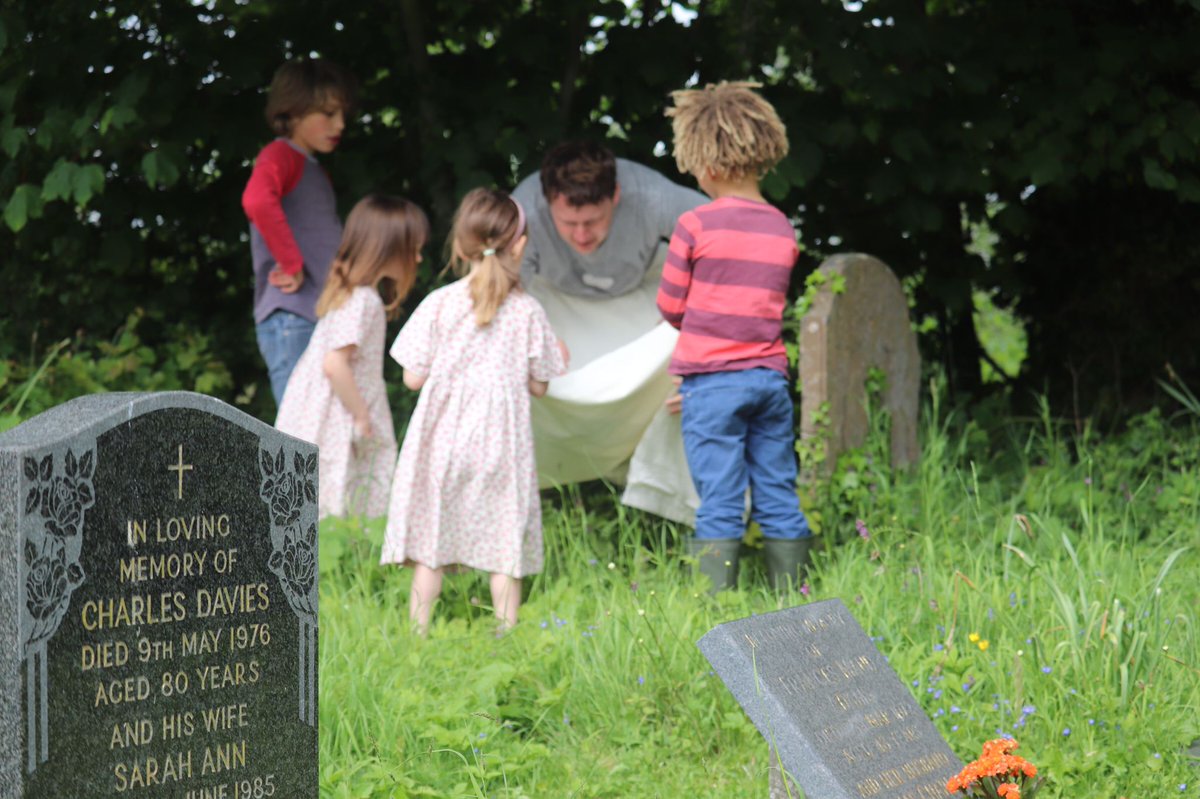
[382,279,566,577]
[276,286,397,518]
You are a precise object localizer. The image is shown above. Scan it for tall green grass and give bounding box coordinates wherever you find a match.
[318,396,1200,798]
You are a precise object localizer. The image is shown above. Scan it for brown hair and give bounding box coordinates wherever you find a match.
[539,140,617,206]
[316,194,429,320]
[449,188,524,327]
[265,58,358,136]
[666,81,789,182]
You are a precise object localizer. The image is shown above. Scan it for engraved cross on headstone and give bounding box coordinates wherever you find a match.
[167,443,193,499]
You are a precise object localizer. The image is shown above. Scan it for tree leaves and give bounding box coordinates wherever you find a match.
[4,184,42,233]
[142,149,181,189]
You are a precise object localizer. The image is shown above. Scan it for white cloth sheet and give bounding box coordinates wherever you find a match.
[528,243,699,525]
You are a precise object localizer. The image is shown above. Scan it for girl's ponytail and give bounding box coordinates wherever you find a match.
[450,189,526,327]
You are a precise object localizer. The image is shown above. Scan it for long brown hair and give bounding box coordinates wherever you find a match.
[449,188,524,327]
[316,194,429,320]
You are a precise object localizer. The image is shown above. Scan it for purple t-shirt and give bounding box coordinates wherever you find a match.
[244,140,342,324]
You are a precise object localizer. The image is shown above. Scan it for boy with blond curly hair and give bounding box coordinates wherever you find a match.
[657,81,813,593]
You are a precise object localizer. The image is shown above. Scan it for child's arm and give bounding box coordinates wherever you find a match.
[656,213,698,329]
[323,345,372,438]
[528,378,549,397]
[242,141,307,292]
[403,369,427,391]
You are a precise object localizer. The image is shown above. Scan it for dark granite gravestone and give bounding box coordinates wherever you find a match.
[698,599,961,799]
[0,392,318,798]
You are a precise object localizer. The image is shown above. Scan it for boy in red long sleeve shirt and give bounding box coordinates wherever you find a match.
[657,81,813,594]
[242,58,357,405]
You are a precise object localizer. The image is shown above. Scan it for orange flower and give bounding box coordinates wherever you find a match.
[998,783,1021,799]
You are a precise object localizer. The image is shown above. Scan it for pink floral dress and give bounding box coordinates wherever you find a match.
[382,280,566,577]
[276,286,397,518]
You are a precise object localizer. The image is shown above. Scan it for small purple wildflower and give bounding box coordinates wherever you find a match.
[1062,728,1070,736]
[800,582,811,596]
[1084,476,1092,485]
[637,675,645,685]
[933,643,944,651]
[856,519,870,539]
[1041,666,1052,674]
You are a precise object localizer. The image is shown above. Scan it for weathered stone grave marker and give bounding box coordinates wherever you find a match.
[0,392,318,797]
[698,599,961,799]
[800,254,921,473]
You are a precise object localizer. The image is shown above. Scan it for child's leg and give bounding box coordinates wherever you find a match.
[745,369,813,589]
[489,573,522,630]
[409,563,444,635]
[680,371,753,592]
[255,310,316,405]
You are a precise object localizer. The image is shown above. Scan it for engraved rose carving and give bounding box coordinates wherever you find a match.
[24,539,84,625]
[271,525,316,597]
[42,475,91,537]
[259,447,315,529]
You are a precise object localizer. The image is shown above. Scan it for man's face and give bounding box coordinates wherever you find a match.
[547,187,619,254]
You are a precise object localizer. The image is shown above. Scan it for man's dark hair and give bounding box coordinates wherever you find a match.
[539,141,617,206]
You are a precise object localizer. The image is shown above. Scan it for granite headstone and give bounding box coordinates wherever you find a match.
[0,392,318,798]
[698,599,961,799]
[799,254,921,474]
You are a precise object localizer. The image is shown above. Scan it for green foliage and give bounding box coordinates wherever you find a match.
[0,309,233,430]
[3,1,1199,420]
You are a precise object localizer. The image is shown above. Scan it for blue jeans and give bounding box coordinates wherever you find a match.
[680,368,811,541]
[256,311,315,405]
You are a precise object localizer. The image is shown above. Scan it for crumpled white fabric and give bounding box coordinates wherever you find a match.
[528,242,699,525]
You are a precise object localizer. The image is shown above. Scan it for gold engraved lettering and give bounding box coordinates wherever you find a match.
[113,749,193,791]
[127,519,147,546]
[109,718,154,750]
[900,752,952,781]
[833,686,870,712]
[855,776,883,798]
[201,740,247,775]
[160,711,195,741]
[841,742,873,766]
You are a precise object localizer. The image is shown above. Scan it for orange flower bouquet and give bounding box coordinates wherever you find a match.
[946,738,1045,798]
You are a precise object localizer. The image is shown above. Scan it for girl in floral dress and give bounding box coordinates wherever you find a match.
[277,194,429,518]
[382,188,567,634]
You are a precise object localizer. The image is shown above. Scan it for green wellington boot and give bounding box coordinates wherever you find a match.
[762,537,814,592]
[688,537,742,594]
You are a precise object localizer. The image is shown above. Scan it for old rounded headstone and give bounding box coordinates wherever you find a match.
[799,254,921,473]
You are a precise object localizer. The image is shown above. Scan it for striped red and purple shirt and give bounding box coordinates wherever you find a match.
[656,196,798,376]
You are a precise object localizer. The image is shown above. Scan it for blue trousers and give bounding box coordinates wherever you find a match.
[680,368,811,541]
[256,310,315,405]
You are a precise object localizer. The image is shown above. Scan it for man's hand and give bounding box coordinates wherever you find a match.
[269,268,304,294]
[665,375,683,414]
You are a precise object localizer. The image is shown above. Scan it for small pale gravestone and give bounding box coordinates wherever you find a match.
[698,599,961,799]
[0,392,318,797]
[800,254,920,473]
